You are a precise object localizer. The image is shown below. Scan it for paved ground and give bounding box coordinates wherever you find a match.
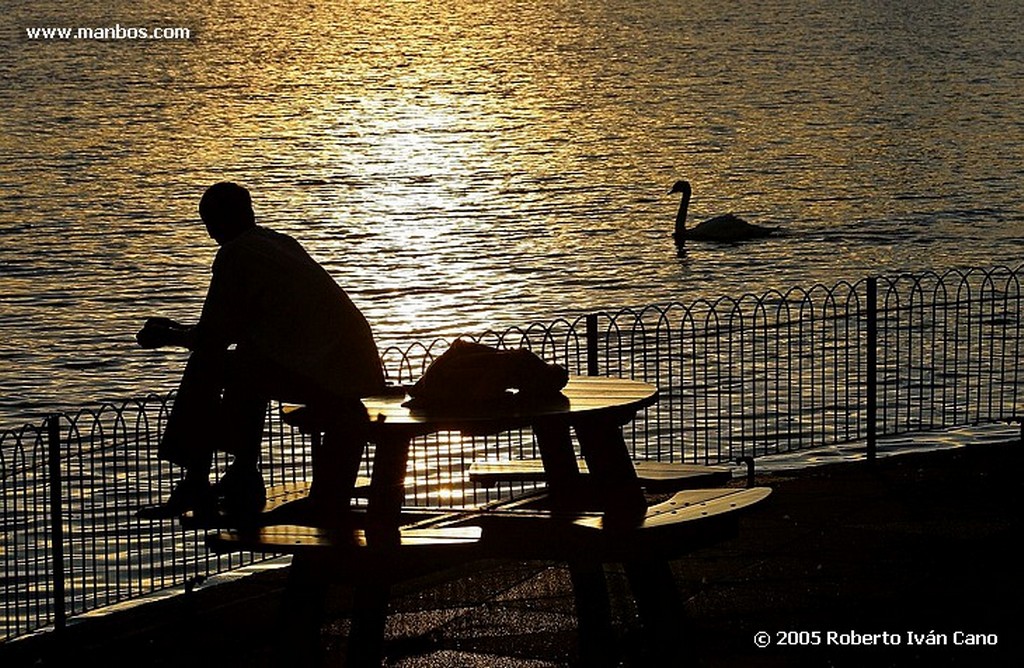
[3,441,1021,667]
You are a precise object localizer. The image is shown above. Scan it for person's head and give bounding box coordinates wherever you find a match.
[199,182,256,244]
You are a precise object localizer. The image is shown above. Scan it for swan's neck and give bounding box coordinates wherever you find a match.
[674,190,690,238]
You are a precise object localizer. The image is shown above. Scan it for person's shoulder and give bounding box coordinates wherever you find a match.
[225,225,291,249]
[212,226,266,267]
[252,224,301,246]
[221,225,308,264]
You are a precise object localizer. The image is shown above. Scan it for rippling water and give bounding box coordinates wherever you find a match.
[2,0,1023,425]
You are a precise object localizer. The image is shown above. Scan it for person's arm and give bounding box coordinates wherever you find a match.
[137,246,239,352]
[189,252,239,352]
[135,317,197,349]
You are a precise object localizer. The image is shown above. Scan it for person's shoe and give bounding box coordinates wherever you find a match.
[214,466,267,518]
[137,477,214,520]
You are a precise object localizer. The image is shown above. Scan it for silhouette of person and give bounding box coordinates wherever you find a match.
[136,181,384,520]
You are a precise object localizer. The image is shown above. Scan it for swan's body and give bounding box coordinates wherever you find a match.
[670,180,774,243]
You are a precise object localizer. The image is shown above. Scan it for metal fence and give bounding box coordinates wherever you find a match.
[2,266,1021,641]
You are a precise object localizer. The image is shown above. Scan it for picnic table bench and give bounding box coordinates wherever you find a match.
[203,376,772,665]
[469,457,734,493]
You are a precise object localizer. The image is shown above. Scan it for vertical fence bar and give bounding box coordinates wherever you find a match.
[586,313,599,376]
[46,414,67,632]
[866,278,878,462]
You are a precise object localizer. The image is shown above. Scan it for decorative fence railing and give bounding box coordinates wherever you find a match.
[2,266,1021,641]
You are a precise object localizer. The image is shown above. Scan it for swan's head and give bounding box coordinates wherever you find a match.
[669,180,692,196]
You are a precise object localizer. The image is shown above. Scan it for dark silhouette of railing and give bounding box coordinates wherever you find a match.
[2,266,1021,641]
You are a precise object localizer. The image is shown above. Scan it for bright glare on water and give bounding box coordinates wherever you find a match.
[1,0,1023,423]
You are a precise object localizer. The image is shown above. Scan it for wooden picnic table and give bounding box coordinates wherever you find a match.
[358,375,661,527]
[207,376,771,666]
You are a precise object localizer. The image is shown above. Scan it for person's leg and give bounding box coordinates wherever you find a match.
[158,348,227,473]
[139,349,227,518]
[221,351,270,468]
[264,360,370,517]
[200,350,373,520]
[214,350,272,516]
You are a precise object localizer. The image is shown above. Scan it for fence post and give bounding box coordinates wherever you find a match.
[46,414,67,632]
[866,277,878,463]
[585,313,599,376]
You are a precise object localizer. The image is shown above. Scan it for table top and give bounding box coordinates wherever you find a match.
[360,375,658,434]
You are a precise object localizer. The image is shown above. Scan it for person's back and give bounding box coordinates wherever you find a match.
[200,224,384,400]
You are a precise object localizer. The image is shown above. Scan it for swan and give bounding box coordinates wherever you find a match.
[670,180,775,243]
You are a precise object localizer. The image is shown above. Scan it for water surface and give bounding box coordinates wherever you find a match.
[2,0,1023,424]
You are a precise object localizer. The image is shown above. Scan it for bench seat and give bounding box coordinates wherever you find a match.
[181,478,372,529]
[207,524,482,557]
[469,458,733,492]
[204,484,770,564]
[467,487,770,560]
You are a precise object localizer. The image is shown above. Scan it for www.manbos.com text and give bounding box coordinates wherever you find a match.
[25,25,192,41]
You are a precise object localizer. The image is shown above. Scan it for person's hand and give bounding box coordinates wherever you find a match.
[136,317,185,349]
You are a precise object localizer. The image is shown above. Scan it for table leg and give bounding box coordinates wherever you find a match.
[310,429,367,518]
[533,420,585,508]
[573,417,647,522]
[365,434,411,543]
[339,434,409,664]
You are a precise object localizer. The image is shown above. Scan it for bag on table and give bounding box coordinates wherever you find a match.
[402,339,569,411]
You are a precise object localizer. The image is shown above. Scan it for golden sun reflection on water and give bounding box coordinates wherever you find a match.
[1,0,1023,419]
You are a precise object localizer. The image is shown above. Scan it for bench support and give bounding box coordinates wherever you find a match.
[624,559,695,665]
[569,561,617,667]
[278,554,329,666]
[348,575,391,666]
